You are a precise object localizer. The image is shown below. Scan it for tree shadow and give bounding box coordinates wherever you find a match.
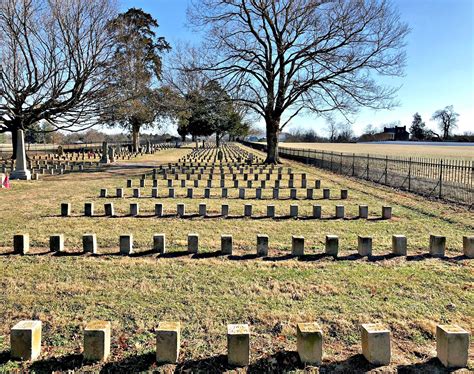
[263,254,295,262]
[158,250,190,259]
[298,253,331,262]
[52,251,85,258]
[0,350,11,365]
[228,253,260,261]
[397,357,454,373]
[319,353,379,373]
[100,352,155,373]
[174,353,228,373]
[29,353,84,373]
[192,250,224,259]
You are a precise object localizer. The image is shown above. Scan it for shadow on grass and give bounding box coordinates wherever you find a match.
[174,354,228,373]
[100,352,155,373]
[192,250,224,259]
[29,353,83,373]
[0,350,11,365]
[397,357,454,373]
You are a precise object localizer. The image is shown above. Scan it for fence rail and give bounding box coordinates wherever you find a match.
[240,141,473,206]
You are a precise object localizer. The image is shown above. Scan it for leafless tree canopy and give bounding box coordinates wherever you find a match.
[0,0,117,152]
[188,0,409,162]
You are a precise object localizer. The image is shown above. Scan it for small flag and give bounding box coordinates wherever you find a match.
[2,175,10,189]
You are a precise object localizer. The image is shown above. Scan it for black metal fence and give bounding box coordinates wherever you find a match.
[240,141,473,206]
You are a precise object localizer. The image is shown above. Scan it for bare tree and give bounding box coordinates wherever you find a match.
[325,118,338,142]
[188,0,409,163]
[0,0,117,159]
[431,105,459,140]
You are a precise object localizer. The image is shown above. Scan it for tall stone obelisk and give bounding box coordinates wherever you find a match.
[10,129,31,180]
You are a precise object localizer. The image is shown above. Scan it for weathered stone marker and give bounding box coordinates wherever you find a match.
[83,234,97,254]
[297,322,323,365]
[257,235,269,256]
[133,188,141,198]
[155,204,163,217]
[116,188,124,198]
[340,189,348,199]
[50,234,64,252]
[11,320,42,361]
[221,235,233,255]
[199,203,207,217]
[325,235,339,257]
[244,204,252,217]
[335,205,345,219]
[130,203,139,217]
[382,206,392,219]
[227,324,250,366]
[290,204,299,218]
[290,188,297,200]
[188,234,199,254]
[292,236,305,256]
[267,205,275,218]
[463,236,474,258]
[313,205,322,219]
[358,236,372,257]
[153,234,166,254]
[156,322,181,364]
[104,203,114,217]
[14,234,30,255]
[120,235,134,255]
[61,203,71,217]
[100,189,107,198]
[359,205,369,219]
[177,203,186,217]
[84,320,111,362]
[429,235,446,257]
[361,323,391,365]
[436,324,469,368]
[392,235,407,256]
[221,204,229,217]
[323,188,330,199]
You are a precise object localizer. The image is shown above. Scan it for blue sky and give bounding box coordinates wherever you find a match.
[121,0,473,136]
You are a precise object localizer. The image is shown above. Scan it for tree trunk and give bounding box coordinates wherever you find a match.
[216,132,221,148]
[10,129,18,161]
[265,118,280,164]
[181,134,186,142]
[132,123,141,152]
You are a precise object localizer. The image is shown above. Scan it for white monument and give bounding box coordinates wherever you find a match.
[10,129,31,180]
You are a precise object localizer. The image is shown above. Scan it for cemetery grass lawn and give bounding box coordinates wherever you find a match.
[0,146,472,372]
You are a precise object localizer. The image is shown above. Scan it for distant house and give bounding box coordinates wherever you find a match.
[383,126,410,141]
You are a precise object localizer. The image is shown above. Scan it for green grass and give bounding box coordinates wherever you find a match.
[0,145,472,372]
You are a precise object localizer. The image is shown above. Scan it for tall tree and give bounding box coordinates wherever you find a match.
[431,105,459,140]
[0,0,117,159]
[188,0,409,163]
[102,8,170,151]
[410,112,427,140]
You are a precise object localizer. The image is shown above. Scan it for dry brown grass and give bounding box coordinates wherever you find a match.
[267,142,474,160]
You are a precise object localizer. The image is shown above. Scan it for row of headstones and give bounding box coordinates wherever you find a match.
[7,320,470,368]
[146,164,302,179]
[63,202,392,220]
[125,177,320,190]
[11,233,474,258]
[99,187,346,200]
[181,144,261,164]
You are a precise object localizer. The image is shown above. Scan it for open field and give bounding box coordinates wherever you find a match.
[0,145,472,372]
[267,142,474,160]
